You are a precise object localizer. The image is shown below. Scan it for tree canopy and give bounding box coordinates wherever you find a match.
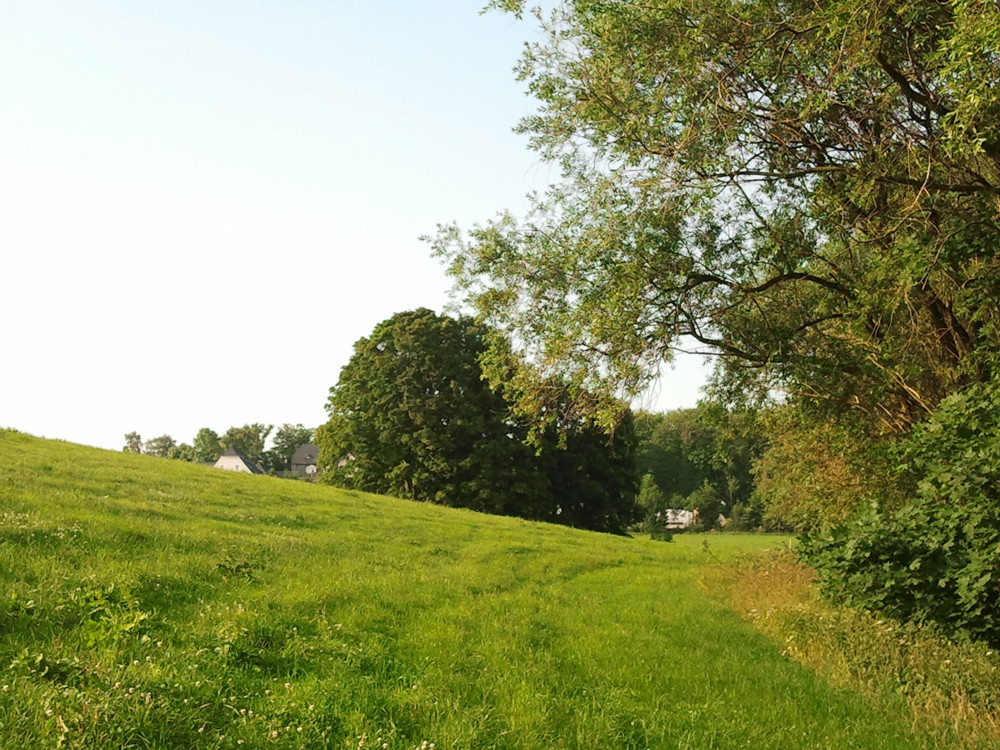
[193,427,223,464]
[142,434,176,458]
[317,308,638,532]
[167,443,196,462]
[123,424,309,473]
[222,423,273,469]
[123,432,142,454]
[433,0,1000,432]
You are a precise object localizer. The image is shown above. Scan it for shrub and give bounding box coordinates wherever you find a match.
[648,523,674,542]
[800,502,1000,646]
[637,473,671,538]
[801,382,1000,646]
[637,473,666,513]
[687,480,722,531]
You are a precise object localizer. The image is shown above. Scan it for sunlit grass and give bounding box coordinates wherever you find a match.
[709,551,1000,749]
[0,428,965,748]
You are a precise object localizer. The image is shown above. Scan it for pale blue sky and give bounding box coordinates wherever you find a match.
[0,1,708,451]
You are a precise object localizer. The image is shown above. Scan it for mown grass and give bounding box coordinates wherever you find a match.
[0,428,973,749]
[709,551,1000,749]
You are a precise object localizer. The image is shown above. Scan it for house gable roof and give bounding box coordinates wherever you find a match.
[291,443,318,466]
[216,446,264,474]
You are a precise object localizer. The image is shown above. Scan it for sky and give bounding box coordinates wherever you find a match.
[0,1,709,452]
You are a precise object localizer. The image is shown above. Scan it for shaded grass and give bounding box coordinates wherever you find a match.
[708,551,1000,748]
[0,428,973,748]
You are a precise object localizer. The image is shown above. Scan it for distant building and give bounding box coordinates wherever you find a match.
[291,443,319,479]
[662,508,695,529]
[213,446,264,475]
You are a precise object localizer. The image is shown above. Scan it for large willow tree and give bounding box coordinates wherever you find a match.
[433,0,1000,433]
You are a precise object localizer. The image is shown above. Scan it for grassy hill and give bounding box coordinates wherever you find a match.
[0,429,958,749]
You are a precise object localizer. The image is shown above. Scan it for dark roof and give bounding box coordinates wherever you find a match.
[291,443,318,466]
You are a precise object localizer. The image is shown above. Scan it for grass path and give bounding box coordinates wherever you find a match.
[0,430,959,748]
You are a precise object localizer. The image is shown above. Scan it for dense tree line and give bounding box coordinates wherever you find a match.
[635,406,765,530]
[316,309,638,534]
[123,423,314,474]
[432,1,1000,641]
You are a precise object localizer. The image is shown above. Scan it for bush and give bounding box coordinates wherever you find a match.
[648,524,674,542]
[800,502,1000,646]
[800,382,1000,646]
[637,473,671,538]
[637,473,666,514]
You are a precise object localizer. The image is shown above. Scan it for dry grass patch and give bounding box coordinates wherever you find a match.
[706,551,1000,748]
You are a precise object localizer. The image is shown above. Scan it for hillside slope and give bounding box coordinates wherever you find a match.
[0,429,951,748]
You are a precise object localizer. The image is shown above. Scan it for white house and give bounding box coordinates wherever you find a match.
[213,446,263,475]
[661,508,695,529]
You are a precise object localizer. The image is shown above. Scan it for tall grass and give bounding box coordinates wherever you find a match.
[709,551,1000,749]
[0,429,968,748]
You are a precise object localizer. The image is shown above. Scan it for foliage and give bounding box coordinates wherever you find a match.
[752,408,905,531]
[318,309,637,533]
[535,411,640,533]
[637,473,672,539]
[688,481,723,531]
[0,430,954,750]
[637,473,666,514]
[122,425,307,470]
[635,411,710,500]
[648,525,673,543]
[904,381,1000,509]
[192,427,223,464]
[270,423,314,472]
[122,432,142,454]
[222,423,273,468]
[433,0,1000,435]
[800,381,1000,646]
[635,404,765,520]
[142,434,175,458]
[703,404,768,511]
[726,502,762,532]
[428,0,1000,644]
[167,443,195,462]
[318,308,534,513]
[801,502,1000,647]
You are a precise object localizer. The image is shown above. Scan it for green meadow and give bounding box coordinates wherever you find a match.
[0,429,962,749]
